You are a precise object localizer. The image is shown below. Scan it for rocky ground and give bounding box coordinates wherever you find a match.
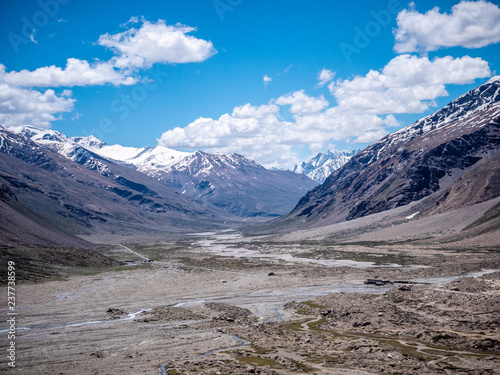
[0,233,499,374]
[166,273,500,375]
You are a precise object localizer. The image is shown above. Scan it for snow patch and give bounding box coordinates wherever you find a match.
[405,211,420,220]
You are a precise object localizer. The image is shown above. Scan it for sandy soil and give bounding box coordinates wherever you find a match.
[1,233,499,374]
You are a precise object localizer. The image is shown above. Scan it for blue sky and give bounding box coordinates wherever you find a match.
[1,0,499,167]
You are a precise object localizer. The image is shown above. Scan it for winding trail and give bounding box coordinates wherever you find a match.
[296,315,497,364]
[118,244,150,262]
[266,307,285,323]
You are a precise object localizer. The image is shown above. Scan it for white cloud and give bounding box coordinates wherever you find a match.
[0,59,137,88]
[263,75,272,87]
[99,20,216,68]
[29,30,38,44]
[394,0,500,53]
[353,129,388,143]
[275,90,329,115]
[283,64,292,74]
[158,101,393,169]
[158,104,294,167]
[317,68,335,87]
[158,53,491,168]
[330,54,491,114]
[0,19,217,129]
[232,103,280,118]
[0,83,75,128]
[120,16,140,28]
[2,20,216,90]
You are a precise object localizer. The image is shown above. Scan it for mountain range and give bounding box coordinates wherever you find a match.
[0,126,233,247]
[2,77,500,247]
[291,149,359,183]
[76,140,317,217]
[0,124,316,246]
[272,76,500,233]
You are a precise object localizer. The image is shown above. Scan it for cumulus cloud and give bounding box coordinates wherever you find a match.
[394,0,500,53]
[330,54,491,114]
[99,20,216,68]
[317,68,335,87]
[158,53,491,168]
[1,19,216,129]
[158,99,393,168]
[0,59,137,88]
[2,20,216,90]
[275,90,329,115]
[0,83,75,128]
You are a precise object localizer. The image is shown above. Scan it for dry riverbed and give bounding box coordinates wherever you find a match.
[1,233,499,374]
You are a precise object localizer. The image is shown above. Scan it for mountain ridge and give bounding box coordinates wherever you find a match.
[272,77,500,231]
[0,127,233,247]
[291,149,359,183]
[7,125,316,218]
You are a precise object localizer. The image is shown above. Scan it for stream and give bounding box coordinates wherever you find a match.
[192,232,399,269]
[1,232,497,374]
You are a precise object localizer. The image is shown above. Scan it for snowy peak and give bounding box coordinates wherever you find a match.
[486,75,500,84]
[149,149,316,217]
[8,125,82,159]
[9,125,71,147]
[2,125,315,217]
[131,146,190,171]
[370,77,500,154]
[76,138,190,173]
[73,135,108,150]
[7,126,113,176]
[284,77,500,227]
[159,151,265,181]
[292,150,358,183]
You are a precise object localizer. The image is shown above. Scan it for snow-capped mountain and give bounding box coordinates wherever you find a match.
[75,135,317,216]
[9,125,113,176]
[277,76,500,229]
[291,150,359,183]
[73,137,190,173]
[367,75,500,162]
[141,150,317,217]
[7,126,316,217]
[0,126,228,247]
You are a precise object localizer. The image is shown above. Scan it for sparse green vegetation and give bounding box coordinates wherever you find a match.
[303,301,327,309]
[307,316,326,330]
[290,359,314,372]
[235,355,278,367]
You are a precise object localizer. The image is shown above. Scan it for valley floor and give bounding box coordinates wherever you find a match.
[1,232,499,374]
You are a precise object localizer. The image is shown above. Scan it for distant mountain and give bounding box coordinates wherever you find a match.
[275,76,500,229]
[139,150,317,217]
[9,126,115,177]
[0,126,229,247]
[72,136,190,173]
[11,126,316,218]
[80,139,317,217]
[291,150,359,183]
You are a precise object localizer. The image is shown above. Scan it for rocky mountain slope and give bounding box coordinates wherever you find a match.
[7,125,316,219]
[275,77,500,230]
[141,150,317,217]
[0,127,231,247]
[291,150,358,183]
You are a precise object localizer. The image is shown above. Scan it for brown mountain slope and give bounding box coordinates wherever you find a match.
[0,128,233,248]
[265,78,500,234]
